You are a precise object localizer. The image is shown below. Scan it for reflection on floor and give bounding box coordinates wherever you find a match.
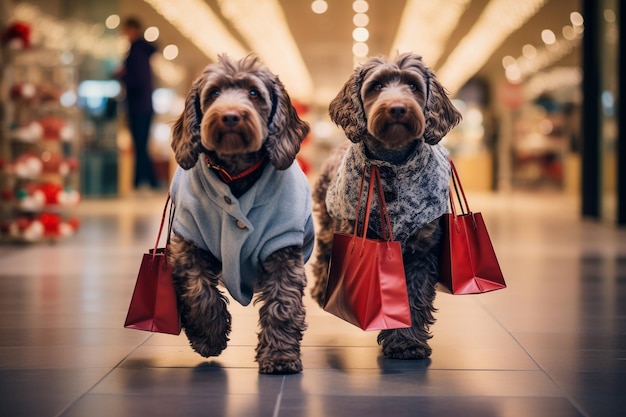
[0,191,624,417]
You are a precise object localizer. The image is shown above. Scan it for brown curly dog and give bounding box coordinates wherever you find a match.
[310,53,462,359]
[168,54,313,374]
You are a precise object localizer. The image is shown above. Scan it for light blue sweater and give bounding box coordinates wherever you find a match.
[170,157,315,306]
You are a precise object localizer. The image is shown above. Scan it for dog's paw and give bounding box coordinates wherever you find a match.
[382,343,432,360]
[257,355,303,374]
[190,339,227,358]
[182,301,232,358]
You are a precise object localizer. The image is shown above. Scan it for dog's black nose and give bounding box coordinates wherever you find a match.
[389,104,407,120]
[222,112,241,127]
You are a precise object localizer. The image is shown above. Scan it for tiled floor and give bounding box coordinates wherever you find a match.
[0,190,625,417]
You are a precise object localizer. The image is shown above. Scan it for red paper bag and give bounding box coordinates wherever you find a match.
[124,195,181,334]
[438,160,506,294]
[324,165,412,330]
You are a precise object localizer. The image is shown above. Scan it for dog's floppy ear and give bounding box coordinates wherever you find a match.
[265,77,310,170]
[171,74,205,169]
[328,65,368,143]
[422,69,462,145]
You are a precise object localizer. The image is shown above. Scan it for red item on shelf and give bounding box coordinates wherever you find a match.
[1,21,32,49]
[39,213,61,236]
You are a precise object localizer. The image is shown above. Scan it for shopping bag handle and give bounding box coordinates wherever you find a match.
[448,159,478,230]
[354,164,394,243]
[448,159,472,217]
[152,193,175,267]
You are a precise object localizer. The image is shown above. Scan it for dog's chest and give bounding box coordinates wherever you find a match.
[169,161,314,305]
[326,142,450,246]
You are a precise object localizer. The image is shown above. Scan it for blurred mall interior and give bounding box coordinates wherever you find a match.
[0,0,624,233]
[0,1,625,417]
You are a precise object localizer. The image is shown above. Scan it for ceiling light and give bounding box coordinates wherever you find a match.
[143,0,248,61]
[522,44,537,59]
[163,44,179,60]
[352,0,369,13]
[390,0,471,67]
[217,0,313,101]
[541,29,556,45]
[570,11,584,26]
[511,31,581,82]
[352,27,369,42]
[144,26,159,42]
[353,13,369,27]
[505,65,521,83]
[353,42,369,57]
[105,14,120,29]
[14,3,121,60]
[502,55,516,68]
[311,0,328,14]
[562,25,575,40]
[437,0,547,94]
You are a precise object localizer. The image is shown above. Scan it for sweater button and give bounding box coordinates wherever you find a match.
[236,220,247,229]
[224,196,232,205]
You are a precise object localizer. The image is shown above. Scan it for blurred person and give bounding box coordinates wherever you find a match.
[115,16,159,192]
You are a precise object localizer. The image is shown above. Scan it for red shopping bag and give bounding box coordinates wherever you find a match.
[438,160,506,294]
[124,194,181,335]
[324,165,412,330]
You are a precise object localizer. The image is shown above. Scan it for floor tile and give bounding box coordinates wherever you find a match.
[0,345,135,369]
[0,369,110,417]
[282,368,564,397]
[279,395,586,417]
[60,392,279,417]
[1,192,625,416]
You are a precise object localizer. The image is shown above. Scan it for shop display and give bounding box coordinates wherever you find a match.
[0,45,80,243]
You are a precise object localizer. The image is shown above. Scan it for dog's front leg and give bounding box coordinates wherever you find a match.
[255,246,307,374]
[169,235,231,358]
[377,265,438,359]
[377,221,442,359]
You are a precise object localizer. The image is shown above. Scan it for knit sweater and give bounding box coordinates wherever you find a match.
[170,157,315,306]
[326,140,450,248]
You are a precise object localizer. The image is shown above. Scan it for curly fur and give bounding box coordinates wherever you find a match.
[311,53,461,359]
[169,235,231,357]
[168,54,310,374]
[255,246,307,374]
[171,54,309,171]
[328,53,461,147]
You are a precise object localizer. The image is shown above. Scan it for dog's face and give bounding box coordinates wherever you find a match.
[171,54,309,170]
[199,64,272,155]
[360,60,428,148]
[329,53,462,149]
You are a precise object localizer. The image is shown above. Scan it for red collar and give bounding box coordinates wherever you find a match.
[205,154,267,184]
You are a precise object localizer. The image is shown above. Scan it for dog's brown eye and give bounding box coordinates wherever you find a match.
[210,89,221,99]
[374,83,383,91]
[408,83,417,91]
[249,90,259,99]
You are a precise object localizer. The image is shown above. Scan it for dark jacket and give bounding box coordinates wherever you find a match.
[121,39,156,115]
